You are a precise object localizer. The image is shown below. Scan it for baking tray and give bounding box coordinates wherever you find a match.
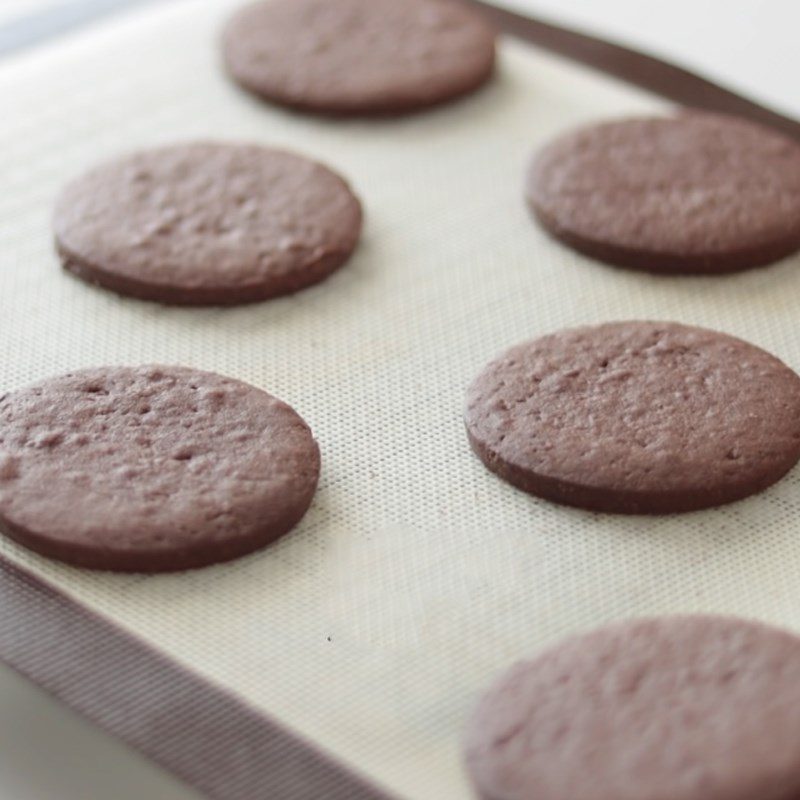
[2,1,800,798]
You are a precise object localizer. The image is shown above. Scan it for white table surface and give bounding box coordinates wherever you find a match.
[0,1,798,798]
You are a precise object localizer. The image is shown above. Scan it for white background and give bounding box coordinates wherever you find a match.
[0,1,797,798]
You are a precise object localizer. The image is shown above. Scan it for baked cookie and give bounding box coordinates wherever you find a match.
[222,0,496,115]
[527,113,800,273]
[465,615,800,800]
[54,142,362,305]
[0,366,320,571]
[465,321,800,513]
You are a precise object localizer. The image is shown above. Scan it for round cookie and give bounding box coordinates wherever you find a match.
[526,113,800,273]
[0,366,320,571]
[465,321,800,513]
[54,143,362,305]
[221,0,496,115]
[465,615,800,800]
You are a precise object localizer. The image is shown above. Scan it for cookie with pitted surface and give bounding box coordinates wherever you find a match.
[465,321,800,513]
[527,113,800,273]
[222,0,496,115]
[0,366,320,571]
[465,615,800,800]
[54,143,362,305]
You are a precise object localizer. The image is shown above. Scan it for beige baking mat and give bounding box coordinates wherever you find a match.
[2,1,800,798]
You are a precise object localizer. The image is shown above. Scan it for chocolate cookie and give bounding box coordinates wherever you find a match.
[465,615,800,800]
[465,321,800,513]
[0,366,320,571]
[221,0,496,115]
[54,143,362,305]
[527,113,800,273]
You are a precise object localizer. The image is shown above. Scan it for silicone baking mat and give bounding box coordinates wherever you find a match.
[2,1,800,798]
